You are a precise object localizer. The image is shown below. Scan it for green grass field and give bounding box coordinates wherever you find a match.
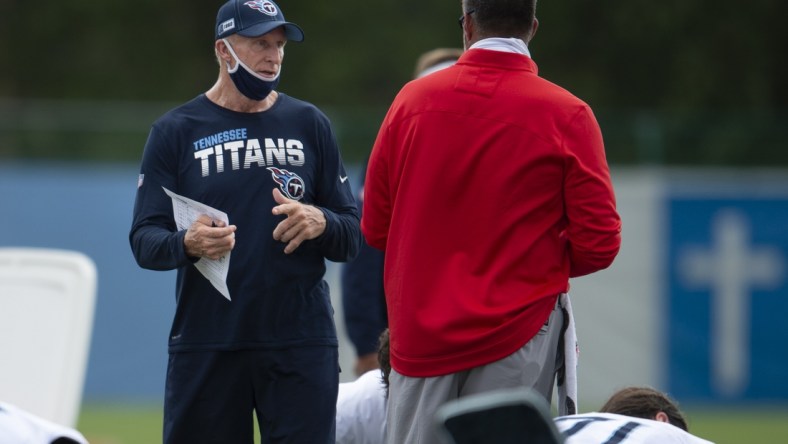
[77,403,265,444]
[77,404,162,444]
[77,403,788,443]
[685,409,788,443]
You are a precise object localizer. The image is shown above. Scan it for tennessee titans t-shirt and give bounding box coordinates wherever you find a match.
[130,93,360,352]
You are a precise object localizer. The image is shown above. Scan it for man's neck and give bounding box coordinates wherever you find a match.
[205,77,278,113]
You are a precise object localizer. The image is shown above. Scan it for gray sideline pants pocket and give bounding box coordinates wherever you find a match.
[386,298,566,444]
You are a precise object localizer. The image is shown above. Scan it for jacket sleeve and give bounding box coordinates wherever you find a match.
[562,105,622,277]
[129,126,193,271]
[360,112,393,252]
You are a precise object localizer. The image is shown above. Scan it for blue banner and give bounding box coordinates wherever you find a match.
[668,194,788,402]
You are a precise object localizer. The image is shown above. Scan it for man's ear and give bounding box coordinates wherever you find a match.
[654,411,670,423]
[216,39,233,65]
[463,12,475,45]
[528,17,539,43]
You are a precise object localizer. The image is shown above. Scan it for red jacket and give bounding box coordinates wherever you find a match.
[362,49,621,377]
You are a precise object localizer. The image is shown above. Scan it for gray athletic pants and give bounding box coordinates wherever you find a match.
[385,296,566,444]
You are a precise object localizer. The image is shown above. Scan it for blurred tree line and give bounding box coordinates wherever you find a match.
[0,0,786,166]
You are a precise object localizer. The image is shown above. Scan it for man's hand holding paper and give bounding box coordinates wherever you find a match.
[162,187,234,301]
[184,215,237,260]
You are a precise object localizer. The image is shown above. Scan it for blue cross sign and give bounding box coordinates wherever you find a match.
[668,193,788,402]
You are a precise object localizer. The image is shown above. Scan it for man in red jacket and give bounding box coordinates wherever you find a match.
[361,1,622,442]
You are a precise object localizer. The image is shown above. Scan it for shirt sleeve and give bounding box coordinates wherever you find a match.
[561,105,622,277]
[129,125,193,271]
[311,116,362,263]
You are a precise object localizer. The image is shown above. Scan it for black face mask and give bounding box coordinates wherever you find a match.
[223,39,280,101]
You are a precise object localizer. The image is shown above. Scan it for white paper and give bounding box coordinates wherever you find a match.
[163,187,231,301]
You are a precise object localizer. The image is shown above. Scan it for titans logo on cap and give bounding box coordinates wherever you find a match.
[268,167,305,200]
[244,0,278,16]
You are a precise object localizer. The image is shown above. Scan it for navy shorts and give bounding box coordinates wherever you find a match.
[163,346,339,444]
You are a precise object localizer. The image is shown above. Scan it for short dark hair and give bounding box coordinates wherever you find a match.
[599,386,689,431]
[462,0,537,38]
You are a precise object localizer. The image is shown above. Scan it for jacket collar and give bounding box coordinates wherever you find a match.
[457,47,538,75]
[470,37,531,57]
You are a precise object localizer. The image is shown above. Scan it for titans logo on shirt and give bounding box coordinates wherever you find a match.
[192,131,305,178]
[268,167,305,200]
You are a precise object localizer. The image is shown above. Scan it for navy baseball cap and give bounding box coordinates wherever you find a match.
[215,0,304,42]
